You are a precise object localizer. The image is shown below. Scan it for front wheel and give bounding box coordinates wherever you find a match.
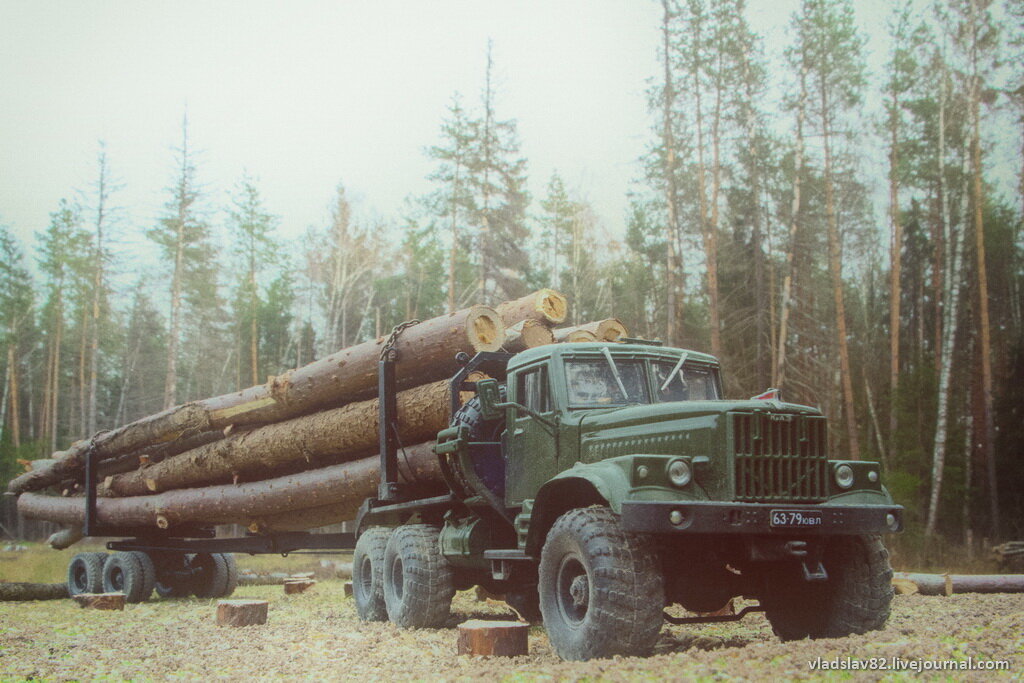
[760,535,894,641]
[539,507,664,661]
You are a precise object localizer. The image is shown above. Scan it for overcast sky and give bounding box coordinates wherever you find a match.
[1,0,918,260]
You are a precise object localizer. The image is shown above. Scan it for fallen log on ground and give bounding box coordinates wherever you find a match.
[0,582,69,601]
[8,304,505,495]
[502,320,555,353]
[18,442,442,530]
[104,380,455,496]
[892,571,1024,595]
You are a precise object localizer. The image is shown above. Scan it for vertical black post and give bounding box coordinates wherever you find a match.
[84,444,98,536]
[378,351,400,501]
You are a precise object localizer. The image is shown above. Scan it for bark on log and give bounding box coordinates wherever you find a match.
[18,442,442,530]
[892,572,1024,595]
[9,305,503,495]
[495,289,567,327]
[553,328,598,343]
[46,525,83,550]
[73,593,125,610]
[554,319,628,343]
[0,582,69,601]
[105,381,452,496]
[283,579,316,594]
[457,620,529,656]
[97,430,224,478]
[502,320,555,353]
[217,600,268,626]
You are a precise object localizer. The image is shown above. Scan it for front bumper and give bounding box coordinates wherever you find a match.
[620,501,903,535]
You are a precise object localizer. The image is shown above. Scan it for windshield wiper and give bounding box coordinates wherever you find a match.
[601,346,631,402]
[660,352,689,392]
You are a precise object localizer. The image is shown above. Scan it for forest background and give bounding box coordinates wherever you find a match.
[0,0,1022,561]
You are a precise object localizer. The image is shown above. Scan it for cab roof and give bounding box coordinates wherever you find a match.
[507,342,720,372]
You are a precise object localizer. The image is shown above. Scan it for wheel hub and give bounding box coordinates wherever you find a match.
[569,575,589,608]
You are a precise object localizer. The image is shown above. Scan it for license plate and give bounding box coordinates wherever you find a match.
[770,509,823,527]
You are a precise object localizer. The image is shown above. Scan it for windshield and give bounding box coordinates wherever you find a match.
[565,360,648,407]
[652,360,720,401]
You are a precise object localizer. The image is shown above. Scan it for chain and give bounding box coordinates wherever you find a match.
[380,319,420,360]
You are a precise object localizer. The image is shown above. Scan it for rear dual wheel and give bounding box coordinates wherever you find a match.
[152,552,238,599]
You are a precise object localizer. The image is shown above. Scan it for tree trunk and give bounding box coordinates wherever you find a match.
[97,429,225,478]
[888,85,902,444]
[821,90,860,459]
[775,64,807,389]
[19,442,442,530]
[660,0,682,346]
[893,572,1024,595]
[502,320,555,353]
[968,0,998,540]
[552,328,598,343]
[8,305,503,495]
[9,344,20,448]
[73,593,125,610]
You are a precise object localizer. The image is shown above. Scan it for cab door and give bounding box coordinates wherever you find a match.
[505,365,559,506]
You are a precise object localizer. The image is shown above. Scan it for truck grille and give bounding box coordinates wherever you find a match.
[731,412,828,503]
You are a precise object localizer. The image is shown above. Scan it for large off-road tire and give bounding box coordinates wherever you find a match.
[539,507,665,661]
[102,551,151,603]
[383,524,455,629]
[129,552,157,601]
[451,388,506,441]
[192,553,233,599]
[761,535,894,641]
[67,552,105,596]
[353,527,392,621]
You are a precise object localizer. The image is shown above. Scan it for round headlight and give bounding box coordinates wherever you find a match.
[667,459,692,487]
[835,464,855,489]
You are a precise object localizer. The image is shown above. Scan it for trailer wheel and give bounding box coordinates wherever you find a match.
[219,553,238,598]
[129,552,157,601]
[102,552,150,603]
[539,507,664,660]
[67,552,105,596]
[383,524,454,629]
[761,535,894,641]
[353,527,392,621]
[191,553,231,599]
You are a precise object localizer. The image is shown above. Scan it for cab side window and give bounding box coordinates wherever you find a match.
[517,367,550,413]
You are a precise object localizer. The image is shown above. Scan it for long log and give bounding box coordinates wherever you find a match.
[893,571,1024,595]
[46,525,83,550]
[105,380,453,496]
[0,582,69,601]
[554,319,629,343]
[8,305,504,495]
[553,328,598,343]
[97,430,225,478]
[18,442,442,530]
[502,320,555,353]
[495,289,567,327]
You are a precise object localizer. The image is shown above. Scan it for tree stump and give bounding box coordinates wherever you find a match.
[72,593,125,610]
[457,620,529,657]
[343,581,353,597]
[217,600,268,626]
[283,579,316,595]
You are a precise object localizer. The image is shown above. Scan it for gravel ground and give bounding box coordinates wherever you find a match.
[1,584,1022,681]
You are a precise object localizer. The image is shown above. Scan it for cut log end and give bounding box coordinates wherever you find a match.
[536,289,568,324]
[466,306,505,352]
[457,620,529,657]
[217,600,268,626]
[73,593,125,610]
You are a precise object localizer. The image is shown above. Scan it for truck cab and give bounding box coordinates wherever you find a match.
[354,342,902,661]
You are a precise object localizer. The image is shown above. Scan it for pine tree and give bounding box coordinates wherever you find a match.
[0,226,34,461]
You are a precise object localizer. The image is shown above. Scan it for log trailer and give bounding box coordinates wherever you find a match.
[65,340,903,661]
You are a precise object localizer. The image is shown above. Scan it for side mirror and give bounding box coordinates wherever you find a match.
[476,378,504,420]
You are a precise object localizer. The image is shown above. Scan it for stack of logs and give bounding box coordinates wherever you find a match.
[10,289,630,548]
